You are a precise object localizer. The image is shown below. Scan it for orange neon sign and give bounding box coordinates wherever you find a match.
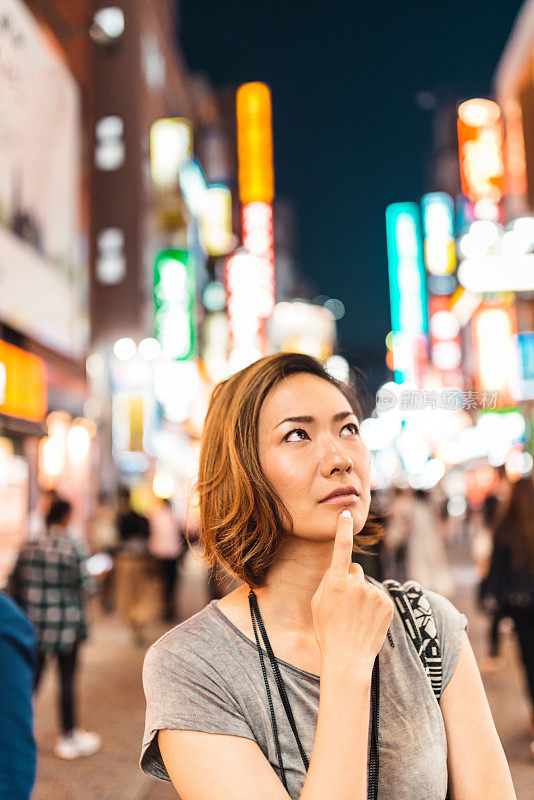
[0,341,48,422]
[472,303,516,403]
[457,99,506,204]
[236,82,274,205]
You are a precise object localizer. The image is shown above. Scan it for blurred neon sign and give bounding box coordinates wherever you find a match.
[513,332,534,401]
[472,303,517,403]
[458,253,534,292]
[385,202,428,384]
[236,82,274,205]
[200,185,234,256]
[150,118,192,191]
[429,295,462,387]
[153,250,196,360]
[421,192,456,275]
[457,99,505,204]
[225,250,273,372]
[0,340,47,422]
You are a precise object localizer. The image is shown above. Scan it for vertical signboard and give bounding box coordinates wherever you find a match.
[153,250,196,361]
[385,202,428,384]
[421,192,456,276]
[513,332,534,400]
[472,303,517,405]
[235,82,276,370]
[236,82,274,206]
[457,99,506,206]
[225,250,273,373]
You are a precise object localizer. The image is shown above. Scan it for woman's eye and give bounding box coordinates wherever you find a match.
[341,422,359,436]
[283,428,310,442]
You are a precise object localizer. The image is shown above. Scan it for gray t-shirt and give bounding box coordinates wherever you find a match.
[141,580,467,799]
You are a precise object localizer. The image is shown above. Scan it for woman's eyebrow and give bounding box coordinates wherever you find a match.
[274,411,353,429]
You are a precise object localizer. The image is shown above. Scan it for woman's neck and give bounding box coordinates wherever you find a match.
[252,537,335,634]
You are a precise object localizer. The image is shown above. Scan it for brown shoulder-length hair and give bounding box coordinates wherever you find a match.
[196,352,382,588]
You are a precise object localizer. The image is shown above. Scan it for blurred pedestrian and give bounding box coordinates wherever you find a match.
[0,591,37,800]
[407,490,454,596]
[89,493,119,613]
[382,487,413,582]
[148,498,185,621]
[116,488,161,642]
[482,477,534,755]
[27,488,59,542]
[8,500,101,760]
[473,494,502,663]
[117,486,149,550]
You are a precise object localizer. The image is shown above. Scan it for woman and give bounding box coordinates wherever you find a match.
[141,353,515,799]
[9,499,101,760]
[483,477,534,754]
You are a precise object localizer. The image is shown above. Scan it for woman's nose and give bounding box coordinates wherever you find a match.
[322,447,354,477]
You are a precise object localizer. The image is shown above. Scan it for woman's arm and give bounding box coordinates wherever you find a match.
[440,631,516,800]
[158,663,372,800]
[158,729,291,800]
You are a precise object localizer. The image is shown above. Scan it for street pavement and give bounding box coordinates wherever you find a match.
[31,544,534,799]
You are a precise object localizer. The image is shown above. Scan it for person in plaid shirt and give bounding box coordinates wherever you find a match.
[9,499,101,760]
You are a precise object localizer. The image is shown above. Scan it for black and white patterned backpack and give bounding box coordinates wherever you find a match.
[382,578,443,700]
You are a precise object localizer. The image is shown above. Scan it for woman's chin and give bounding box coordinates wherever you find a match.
[319,502,368,526]
[292,510,368,541]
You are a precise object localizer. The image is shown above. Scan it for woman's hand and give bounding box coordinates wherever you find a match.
[311,510,394,675]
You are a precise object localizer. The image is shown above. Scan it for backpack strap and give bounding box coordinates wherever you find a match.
[383,579,443,700]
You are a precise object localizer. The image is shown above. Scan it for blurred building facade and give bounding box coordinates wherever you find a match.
[0,0,228,579]
[0,0,97,582]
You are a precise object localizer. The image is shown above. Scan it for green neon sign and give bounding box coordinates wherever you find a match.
[153,249,197,360]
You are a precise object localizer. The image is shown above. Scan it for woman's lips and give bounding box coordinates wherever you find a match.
[319,493,359,505]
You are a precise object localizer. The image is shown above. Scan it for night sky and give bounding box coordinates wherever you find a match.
[179,0,523,393]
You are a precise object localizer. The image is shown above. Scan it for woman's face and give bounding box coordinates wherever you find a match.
[258,373,372,540]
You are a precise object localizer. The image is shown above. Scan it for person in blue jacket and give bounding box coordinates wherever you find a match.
[0,591,37,800]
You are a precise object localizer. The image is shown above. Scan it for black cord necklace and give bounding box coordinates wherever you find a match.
[248,588,380,799]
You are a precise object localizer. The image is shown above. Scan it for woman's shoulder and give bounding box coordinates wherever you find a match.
[147,601,220,659]
[146,599,254,683]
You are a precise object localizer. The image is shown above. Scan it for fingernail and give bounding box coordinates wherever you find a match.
[341,510,352,518]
